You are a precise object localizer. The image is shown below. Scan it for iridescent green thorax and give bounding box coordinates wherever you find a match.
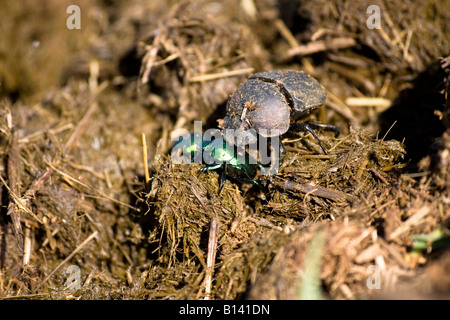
[204,140,236,164]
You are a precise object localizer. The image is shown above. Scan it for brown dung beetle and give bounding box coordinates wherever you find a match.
[221,70,340,161]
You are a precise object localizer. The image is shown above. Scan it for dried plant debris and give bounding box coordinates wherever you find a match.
[263,128,406,219]
[439,55,450,129]
[0,0,449,300]
[246,214,450,300]
[137,1,268,124]
[278,0,450,73]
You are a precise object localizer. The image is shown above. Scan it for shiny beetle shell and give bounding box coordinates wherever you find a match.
[222,70,327,139]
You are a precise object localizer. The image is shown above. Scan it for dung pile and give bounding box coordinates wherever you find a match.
[264,128,406,220]
[143,126,410,299]
[0,0,449,300]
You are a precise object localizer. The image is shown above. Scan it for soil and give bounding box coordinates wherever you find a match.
[0,0,449,300]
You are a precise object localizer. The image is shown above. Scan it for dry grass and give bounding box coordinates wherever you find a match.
[0,0,449,300]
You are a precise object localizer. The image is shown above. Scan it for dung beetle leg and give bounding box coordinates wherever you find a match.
[200,164,222,172]
[279,141,285,163]
[200,166,227,194]
[218,171,227,195]
[305,121,341,138]
[290,121,340,155]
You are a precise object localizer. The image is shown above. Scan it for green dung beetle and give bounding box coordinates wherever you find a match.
[174,133,264,194]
